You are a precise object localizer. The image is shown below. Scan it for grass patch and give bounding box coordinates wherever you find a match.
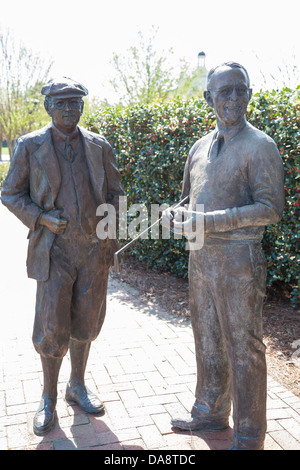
[0,162,10,188]
[1,147,9,155]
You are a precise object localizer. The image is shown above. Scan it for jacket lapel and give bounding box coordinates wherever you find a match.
[79,126,105,204]
[32,125,105,206]
[33,125,61,203]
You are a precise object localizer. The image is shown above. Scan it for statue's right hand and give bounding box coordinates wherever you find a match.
[39,212,68,234]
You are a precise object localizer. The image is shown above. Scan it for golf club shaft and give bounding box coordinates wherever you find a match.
[115,195,189,257]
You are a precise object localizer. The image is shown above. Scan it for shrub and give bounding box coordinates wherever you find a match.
[84,99,215,280]
[3,88,289,307]
[247,88,300,306]
[84,89,300,306]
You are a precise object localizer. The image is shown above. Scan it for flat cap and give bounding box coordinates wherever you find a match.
[41,77,88,98]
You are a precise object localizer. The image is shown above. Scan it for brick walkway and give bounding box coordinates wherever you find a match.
[0,203,300,450]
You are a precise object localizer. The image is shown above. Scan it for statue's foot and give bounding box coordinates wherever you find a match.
[227,444,264,451]
[33,397,56,436]
[65,383,104,414]
[171,412,229,432]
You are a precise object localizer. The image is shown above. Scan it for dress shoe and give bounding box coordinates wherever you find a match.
[33,397,56,436]
[65,383,104,414]
[171,412,228,431]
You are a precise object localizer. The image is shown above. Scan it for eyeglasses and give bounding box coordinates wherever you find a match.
[208,86,250,98]
[51,99,83,110]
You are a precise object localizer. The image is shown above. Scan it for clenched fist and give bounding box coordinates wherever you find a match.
[39,210,68,234]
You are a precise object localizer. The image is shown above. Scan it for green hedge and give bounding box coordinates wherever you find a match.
[1,90,298,306]
[84,88,299,306]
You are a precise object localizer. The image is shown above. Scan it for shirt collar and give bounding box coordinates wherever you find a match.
[51,123,79,143]
[215,116,247,142]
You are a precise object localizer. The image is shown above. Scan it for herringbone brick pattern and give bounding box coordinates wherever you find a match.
[0,204,299,450]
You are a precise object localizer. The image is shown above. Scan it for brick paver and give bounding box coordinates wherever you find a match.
[0,204,299,450]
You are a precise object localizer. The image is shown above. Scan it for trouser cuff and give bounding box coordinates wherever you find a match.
[191,401,230,428]
[233,433,265,450]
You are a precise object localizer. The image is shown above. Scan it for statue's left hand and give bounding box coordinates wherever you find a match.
[170,208,204,239]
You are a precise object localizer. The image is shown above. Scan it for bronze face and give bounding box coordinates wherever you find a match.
[46,97,83,134]
[205,66,252,129]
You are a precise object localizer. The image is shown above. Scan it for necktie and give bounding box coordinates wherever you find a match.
[209,134,224,161]
[64,137,74,162]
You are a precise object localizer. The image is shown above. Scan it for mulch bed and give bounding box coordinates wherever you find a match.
[111,253,300,397]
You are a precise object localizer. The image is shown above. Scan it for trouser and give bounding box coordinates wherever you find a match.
[189,241,267,450]
[33,235,110,359]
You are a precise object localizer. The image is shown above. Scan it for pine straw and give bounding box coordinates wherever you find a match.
[112,253,300,397]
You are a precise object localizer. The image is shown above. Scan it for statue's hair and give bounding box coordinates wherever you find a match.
[207,62,250,88]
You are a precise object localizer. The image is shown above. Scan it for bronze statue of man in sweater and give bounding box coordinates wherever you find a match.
[163,62,285,450]
[1,78,124,435]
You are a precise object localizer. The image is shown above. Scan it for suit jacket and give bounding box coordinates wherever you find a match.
[1,124,124,281]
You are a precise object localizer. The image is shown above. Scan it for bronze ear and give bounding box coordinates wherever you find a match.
[44,101,51,117]
[204,90,213,107]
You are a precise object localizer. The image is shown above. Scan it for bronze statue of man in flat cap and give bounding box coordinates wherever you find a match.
[1,77,124,435]
[163,62,285,450]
